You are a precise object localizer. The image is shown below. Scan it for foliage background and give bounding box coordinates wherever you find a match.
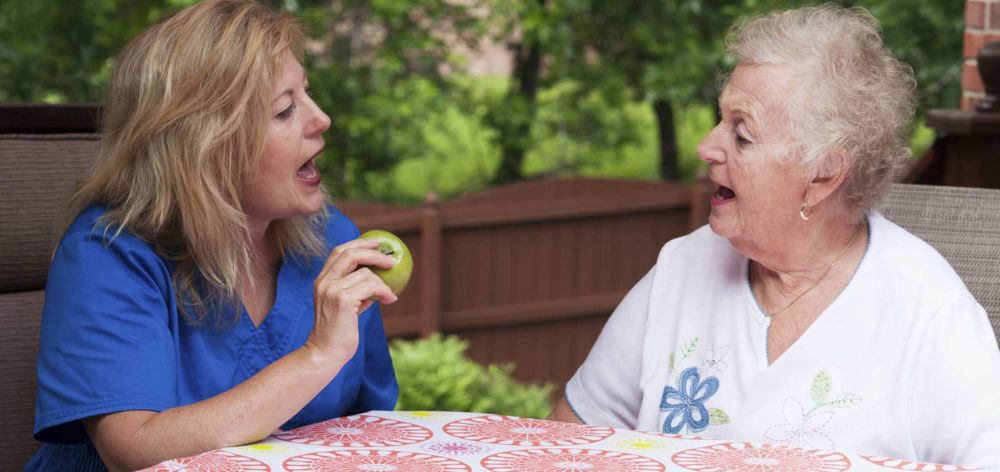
[390,334,553,418]
[0,0,961,202]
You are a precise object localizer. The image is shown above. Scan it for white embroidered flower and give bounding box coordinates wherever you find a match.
[764,398,835,450]
[702,345,729,374]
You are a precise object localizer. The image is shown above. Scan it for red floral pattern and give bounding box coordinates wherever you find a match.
[282,449,471,471]
[671,442,851,471]
[272,415,433,447]
[142,411,973,471]
[421,441,490,456]
[443,415,614,446]
[138,451,270,472]
[860,455,978,471]
[480,448,665,472]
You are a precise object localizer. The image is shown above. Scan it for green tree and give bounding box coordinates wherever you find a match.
[483,0,554,184]
[0,0,492,201]
[0,0,198,102]
[270,0,491,199]
[0,0,964,192]
[855,0,964,112]
[484,0,651,183]
[554,0,739,180]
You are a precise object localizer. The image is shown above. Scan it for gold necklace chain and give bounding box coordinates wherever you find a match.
[755,223,864,318]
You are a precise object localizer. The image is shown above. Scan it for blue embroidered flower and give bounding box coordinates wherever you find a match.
[660,367,719,433]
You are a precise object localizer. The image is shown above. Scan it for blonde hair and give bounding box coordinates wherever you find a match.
[727,4,917,217]
[64,0,331,324]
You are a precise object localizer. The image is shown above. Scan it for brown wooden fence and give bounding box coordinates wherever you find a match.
[340,177,700,390]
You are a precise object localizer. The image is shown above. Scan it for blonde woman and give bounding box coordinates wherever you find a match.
[549,5,1000,470]
[27,1,399,470]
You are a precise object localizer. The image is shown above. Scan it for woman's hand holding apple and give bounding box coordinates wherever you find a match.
[359,230,414,296]
[303,238,398,365]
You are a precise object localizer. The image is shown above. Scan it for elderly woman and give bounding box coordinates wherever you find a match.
[549,5,1000,469]
[27,1,399,470]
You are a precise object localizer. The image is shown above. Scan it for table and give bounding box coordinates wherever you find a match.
[141,410,976,471]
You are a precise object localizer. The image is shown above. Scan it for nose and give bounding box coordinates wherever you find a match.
[696,123,726,164]
[306,98,331,136]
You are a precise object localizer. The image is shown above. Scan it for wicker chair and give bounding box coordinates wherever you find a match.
[879,183,1000,346]
[0,133,100,471]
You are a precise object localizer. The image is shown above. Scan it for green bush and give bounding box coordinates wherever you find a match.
[389,333,554,419]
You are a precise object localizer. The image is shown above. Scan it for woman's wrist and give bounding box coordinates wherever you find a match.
[299,337,356,372]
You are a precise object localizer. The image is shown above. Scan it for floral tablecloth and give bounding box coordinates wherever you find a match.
[142,410,975,471]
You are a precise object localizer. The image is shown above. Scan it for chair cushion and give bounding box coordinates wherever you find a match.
[0,290,44,470]
[0,134,99,292]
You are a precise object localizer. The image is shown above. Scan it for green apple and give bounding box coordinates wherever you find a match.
[360,229,413,296]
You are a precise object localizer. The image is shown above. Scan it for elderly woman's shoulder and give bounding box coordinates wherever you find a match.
[868,212,972,300]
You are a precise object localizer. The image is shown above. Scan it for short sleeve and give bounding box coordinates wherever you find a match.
[347,303,399,413]
[909,295,1000,470]
[34,218,178,444]
[323,205,398,414]
[565,268,654,429]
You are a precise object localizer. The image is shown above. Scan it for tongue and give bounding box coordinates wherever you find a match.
[718,186,736,199]
[297,159,318,180]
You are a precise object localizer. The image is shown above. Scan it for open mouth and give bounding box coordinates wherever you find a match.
[714,185,736,201]
[297,158,320,184]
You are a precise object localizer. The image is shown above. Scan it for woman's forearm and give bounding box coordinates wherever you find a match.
[86,345,351,472]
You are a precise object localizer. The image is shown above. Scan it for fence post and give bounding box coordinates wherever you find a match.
[418,192,442,337]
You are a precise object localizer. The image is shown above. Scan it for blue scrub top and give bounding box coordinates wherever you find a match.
[27,205,397,470]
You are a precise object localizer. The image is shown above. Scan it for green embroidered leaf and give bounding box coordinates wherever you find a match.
[829,393,862,408]
[679,337,699,362]
[667,353,675,376]
[811,370,832,405]
[709,408,730,425]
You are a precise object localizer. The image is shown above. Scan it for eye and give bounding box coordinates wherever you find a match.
[275,103,296,120]
[734,121,753,146]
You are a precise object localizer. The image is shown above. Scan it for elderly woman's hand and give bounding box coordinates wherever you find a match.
[304,238,398,363]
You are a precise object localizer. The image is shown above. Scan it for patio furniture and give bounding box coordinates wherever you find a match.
[0,132,100,470]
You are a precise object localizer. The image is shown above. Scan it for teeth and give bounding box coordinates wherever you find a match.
[297,159,318,179]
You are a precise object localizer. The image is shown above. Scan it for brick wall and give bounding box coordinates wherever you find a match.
[963,0,1000,110]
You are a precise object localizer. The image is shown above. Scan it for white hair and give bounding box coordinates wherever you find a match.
[727,4,917,216]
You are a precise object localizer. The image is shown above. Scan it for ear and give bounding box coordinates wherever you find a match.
[803,148,850,208]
